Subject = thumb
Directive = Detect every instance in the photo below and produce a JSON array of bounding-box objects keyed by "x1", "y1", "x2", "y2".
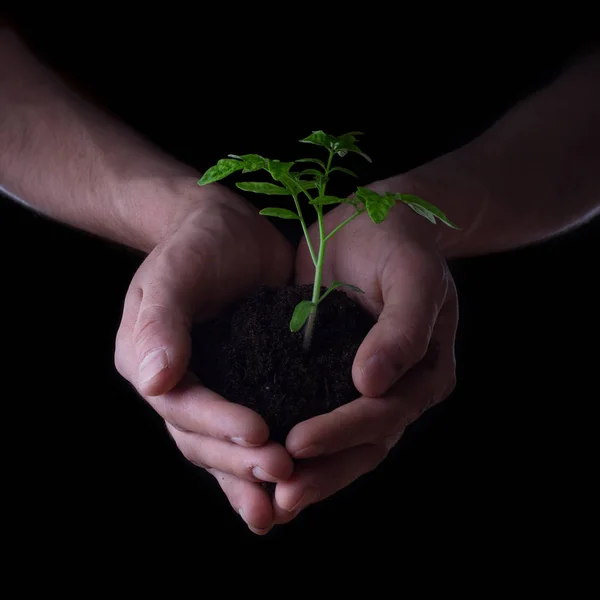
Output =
[
  {"x1": 352, "y1": 263, "x2": 445, "y2": 398},
  {"x1": 118, "y1": 238, "x2": 209, "y2": 397},
  {"x1": 133, "y1": 286, "x2": 193, "y2": 397}
]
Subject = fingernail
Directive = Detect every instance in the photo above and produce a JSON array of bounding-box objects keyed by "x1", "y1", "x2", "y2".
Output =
[
  {"x1": 139, "y1": 348, "x2": 168, "y2": 384},
  {"x1": 292, "y1": 444, "x2": 325, "y2": 459},
  {"x1": 363, "y1": 352, "x2": 402, "y2": 392},
  {"x1": 231, "y1": 437, "x2": 261, "y2": 448},
  {"x1": 285, "y1": 485, "x2": 320, "y2": 513},
  {"x1": 252, "y1": 466, "x2": 279, "y2": 483},
  {"x1": 238, "y1": 508, "x2": 270, "y2": 535}
]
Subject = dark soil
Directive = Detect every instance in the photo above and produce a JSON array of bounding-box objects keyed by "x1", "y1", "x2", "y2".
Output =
[{"x1": 190, "y1": 285, "x2": 376, "y2": 444}]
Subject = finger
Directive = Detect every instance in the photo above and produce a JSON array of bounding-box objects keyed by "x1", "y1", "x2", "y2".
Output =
[
  {"x1": 167, "y1": 423, "x2": 294, "y2": 483},
  {"x1": 273, "y1": 444, "x2": 388, "y2": 524},
  {"x1": 115, "y1": 273, "x2": 192, "y2": 398},
  {"x1": 209, "y1": 468, "x2": 274, "y2": 535},
  {"x1": 116, "y1": 215, "x2": 234, "y2": 397},
  {"x1": 286, "y1": 291, "x2": 458, "y2": 459},
  {"x1": 117, "y1": 296, "x2": 271, "y2": 447},
  {"x1": 117, "y1": 329, "x2": 271, "y2": 445},
  {"x1": 353, "y1": 254, "x2": 449, "y2": 397},
  {"x1": 147, "y1": 376, "x2": 270, "y2": 446}
]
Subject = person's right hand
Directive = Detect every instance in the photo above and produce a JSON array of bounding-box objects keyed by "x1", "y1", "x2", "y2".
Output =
[{"x1": 114, "y1": 182, "x2": 295, "y2": 535}]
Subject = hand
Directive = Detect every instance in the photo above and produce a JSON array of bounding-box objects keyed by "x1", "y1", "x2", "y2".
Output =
[
  {"x1": 114, "y1": 182, "x2": 295, "y2": 535},
  {"x1": 273, "y1": 175, "x2": 458, "y2": 523}
]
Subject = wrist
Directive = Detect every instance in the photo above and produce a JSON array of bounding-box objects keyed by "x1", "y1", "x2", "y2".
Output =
[
  {"x1": 117, "y1": 172, "x2": 209, "y2": 253},
  {"x1": 365, "y1": 164, "x2": 485, "y2": 257},
  {"x1": 395, "y1": 148, "x2": 494, "y2": 259}
]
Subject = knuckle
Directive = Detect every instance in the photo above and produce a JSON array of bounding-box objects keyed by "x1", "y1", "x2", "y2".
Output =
[
  {"x1": 160, "y1": 396, "x2": 181, "y2": 428},
  {"x1": 390, "y1": 327, "x2": 429, "y2": 365},
  {"x1": 133, "y1": 305, "x2": 168, "y2": 348}
]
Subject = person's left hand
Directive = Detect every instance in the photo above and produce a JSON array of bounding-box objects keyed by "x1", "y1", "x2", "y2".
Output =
[{"x1": 272, "y1": 175, "x2": 459, "y2": 523}]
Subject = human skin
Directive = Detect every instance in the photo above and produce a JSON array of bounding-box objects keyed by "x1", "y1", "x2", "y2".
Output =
[{"x1": 2, "y1": 26, "x2": 598, "y2": 533}]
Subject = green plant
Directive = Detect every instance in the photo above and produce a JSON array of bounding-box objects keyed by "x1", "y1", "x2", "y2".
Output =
[{"x1": 198, "y1": 131, "x2": 457, "y2": 348}]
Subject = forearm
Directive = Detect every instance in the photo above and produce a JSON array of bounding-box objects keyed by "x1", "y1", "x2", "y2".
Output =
[
  {"x1": 0, "y1": 27, "x2": 199, "y2": 252},
  {"x1": 408, "y1": 46, "x2": 600, "y2": 259}
]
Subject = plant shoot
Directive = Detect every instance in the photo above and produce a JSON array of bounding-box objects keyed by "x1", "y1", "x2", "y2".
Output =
[{"x1": 198, "y1": 131, "x2": 458, "y2": 349}]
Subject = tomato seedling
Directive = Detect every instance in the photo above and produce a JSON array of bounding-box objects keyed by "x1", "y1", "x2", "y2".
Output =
[{"x1": 198, "y1": 131, "x2": 457, "y2": 348}]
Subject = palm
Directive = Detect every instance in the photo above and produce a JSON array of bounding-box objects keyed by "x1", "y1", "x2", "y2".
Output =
[
  {"x1": 177, "y1": 187, "x2": 294, "y2": 323},
  {"x1": 295, "y1": 203, "x2": 433, "y2": 316}
]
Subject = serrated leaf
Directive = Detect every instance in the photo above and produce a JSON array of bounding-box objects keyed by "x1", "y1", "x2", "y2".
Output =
[
  {"x1": 406, "y1": 202, "x2": 437, "y2": 224},
  {"x1": 333, "y1": 133, "x2": 372, "y2": 163},
  {"x1": 259, "y1": 208, "x2": 300, "y2": 220},
  {"x1": 299, "y1": 130, "x2": 336, "y2": 149},
  {"x1": 356, "y1": 187, "x2": 396, "y2": 224},
  {"x1": 343, "y1": 143, "x2": 371, "y2": 162},
  {"x1": 296, "y1": 158, "x2": 326, "y2": 169},
  {"x1": 399, "y1": 194, "x2": 459, "y2": 229},
  {"x1": 227, "y1": 153, "x2": 266, "y2": 173},
  {"x1": 354, "y1": 187, "x2": 381, "y2": 203},
  {"x1": 267, "y1": 159, "x2": 295, "y2": 181},
  {"x1": 236, "y1": 182, "x2": 289, "y2": 195},
  {"x1": 309, "y1": 195, "x2": 344, "y2": 206},
  {"x1": 198, "y1": 159, "x2": 245, "y2": 185},
  {"x1": 330, "y1": 166, "x2": 358, "y2": 178},
  {"x1": 290, "y1": 301, "x2": 316, "y2": 332}
]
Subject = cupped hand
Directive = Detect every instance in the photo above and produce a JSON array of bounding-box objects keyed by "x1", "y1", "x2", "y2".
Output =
[
  {"x1": 273, "y1": 175, "x2": 459, "y2": 523},
  {"x1": 114, "y1": 182, "x2": 295, "y2": 535}
]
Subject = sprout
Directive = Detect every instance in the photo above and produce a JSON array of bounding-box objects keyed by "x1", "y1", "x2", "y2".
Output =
[{"x1": 198, "y1": 131, "x2": 458, "y2": 349}]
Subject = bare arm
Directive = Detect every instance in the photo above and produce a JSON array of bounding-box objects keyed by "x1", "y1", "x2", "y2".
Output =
[
  {"x1": 0, "y1": 26, "x2": 200, "y2": 252},
  {"x1": 404, "y1": 46, "x2": 600, "y2": 258}
]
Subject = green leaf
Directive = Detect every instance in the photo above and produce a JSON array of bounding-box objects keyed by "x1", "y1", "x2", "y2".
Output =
[
  {"x1": 236, "y1": 182, "x2": 289, "y2": 195},
  {"x1": 309, "y1": 195, "x2": 344, "y2": 206},
  {"x1": 267, "y1": 159, "x2": 295, "y2": 181},
  {"x1": 298, "y1": 180, "x2": 319, "y2": 191},
  {"x1": 198, "y1": 159, "x2": 244, "y2": 185},
  {"x1": 299, "y1": 130, "x2": 336, "y2": 149},
  {"x1": 296, "y1": 168, "x2": 322, "y2": 178},
  {"x1": 330, "y1": 166, "x2": 358, "y2": 178},
  {"x1": 355, "y1": 187, "x2": 396, "y2": 224},
  {"x1": 319, "y1": 280, "x2": 365, "y2": 303},
  {"x1": 259, "y1": 208, "x2": 300, "y2": 220},
  {"x1": 284, "y1": 174, "x2": 319, "y2": 194},
  {"x1": 398, "y1": 195, "x2": 459, "y2": 229},
  {"x1": 296, "y1": 158, "x2": 326, "y2": 170},
  {"x1": 333, "y1": 133, "x2": 371, "y2": 162},
  {"x1": 290, "y1": 301, "x2": 316, "y2": 332},
  {"x1": 331, "y1": 280, "x2": 364, "y2": 294},
  {"x1": 406, "y1": 202, "x2": 436, "y2": 224},
  {"x1": 228, "y1": 153, "x2": 266, "y2": 173}
]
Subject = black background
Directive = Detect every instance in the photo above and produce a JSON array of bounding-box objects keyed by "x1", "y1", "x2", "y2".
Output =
[{"x1": 1, "y1": 9, "x2": 598, "y2": 553}]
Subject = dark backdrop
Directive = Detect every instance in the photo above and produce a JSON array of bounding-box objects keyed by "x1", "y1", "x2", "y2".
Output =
[{"x1": 1, "y1": 9, "x2": 598, "y2": 553}]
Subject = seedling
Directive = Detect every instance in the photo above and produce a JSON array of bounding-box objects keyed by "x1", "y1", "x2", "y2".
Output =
[{"x1": 198, "y1": 131, "x2": 457, "y2": 349}]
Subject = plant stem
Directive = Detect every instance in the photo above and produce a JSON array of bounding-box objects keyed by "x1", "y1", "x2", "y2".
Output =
[
  {"x1": 303, "y1": 204, "x2": 326, "y2": 351},
  {"x1": 325, "y1": 151, "x2": 334, "y2": 175},
  {"x1": 290, "y1": 189, "x2": 317, "y2": 267},
  {"x1": 303, "y1": 150, "x2": 335, "y2": 350},
  {"x1": 324, "y1": 208, "x2": 364, "y2": 242}
]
